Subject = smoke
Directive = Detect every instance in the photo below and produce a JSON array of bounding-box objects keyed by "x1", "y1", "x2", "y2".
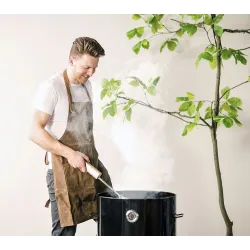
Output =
[{"x1": 110, "y1": 57, "x2": 175, "y2": 192}]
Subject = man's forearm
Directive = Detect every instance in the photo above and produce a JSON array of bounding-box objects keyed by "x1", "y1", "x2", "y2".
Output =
[{"x1": 29, "y1": 126, "x2": 73, "y2": 159}]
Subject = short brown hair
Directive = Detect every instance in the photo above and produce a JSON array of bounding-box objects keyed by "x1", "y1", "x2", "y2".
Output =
[{"x1": 69, "y1": 37, "x2": 105, "y2": 58}]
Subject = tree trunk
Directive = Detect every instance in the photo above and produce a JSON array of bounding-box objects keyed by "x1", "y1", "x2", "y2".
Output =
[
  {"x1": 210, "y1": 127, "x2": 233, "y2": 235},
  {"x1": 210, "y1": 14, "x2": 234, "y2": 236}
]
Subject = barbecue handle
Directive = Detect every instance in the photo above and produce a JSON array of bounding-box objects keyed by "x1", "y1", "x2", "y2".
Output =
[
  {"x1": 85, "y1": 162, "x2": 102, "y2": 179},
  {"x1": 174, "y1": 213, "x2": 184, "y2": 218}
]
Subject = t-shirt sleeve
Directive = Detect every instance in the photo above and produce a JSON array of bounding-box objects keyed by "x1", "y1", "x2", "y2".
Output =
[{"x1": 32, "y1": 81, "x2": 58, "y2": 115}]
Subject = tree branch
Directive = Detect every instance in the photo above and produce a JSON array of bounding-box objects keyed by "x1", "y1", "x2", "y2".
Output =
[
  {"x1": 170, "y1": 18, "x2": 204, "y2": 27},
  {"x1": 203, "y1": 25, "x2": 213, "y2": 45},
  {"x1": 237, "y1": 46, "x2": 250, "y2": 51},
  {"x1": 202, "y1": 15, "x2": 214, "y2": 45},
  {"x1": 140, "y1": 15, "x2": 177, "y2": 35},
  {"x1": 117, "y1": 95, "x2": 208, "y2": 127},
  {"x1": 219, "y1": 80, "x2": 249, "y2": 100},
  {"x1": 223, "y1": 28, "x2": 250, "y2": 35}
]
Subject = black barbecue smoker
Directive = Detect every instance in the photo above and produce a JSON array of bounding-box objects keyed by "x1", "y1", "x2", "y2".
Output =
[{"x1": 97, "y1": 190, "x2": 183, "y2": 236}]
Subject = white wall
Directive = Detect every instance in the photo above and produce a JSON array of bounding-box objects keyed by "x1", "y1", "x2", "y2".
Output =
[{"x1": 0, "y1": 14, "x2": 249, "y2": 236}]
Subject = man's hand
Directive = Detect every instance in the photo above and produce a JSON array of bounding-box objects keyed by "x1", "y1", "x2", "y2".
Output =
[{"x1": 67, "y1": 151, "x2": 90, "y2": 172}]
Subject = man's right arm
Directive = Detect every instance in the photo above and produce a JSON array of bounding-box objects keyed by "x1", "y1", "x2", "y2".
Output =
[
  {"x1": 28, "y1": 110, "x2": 89, "y2": 172},
  {"x1": 28, "y1": 110, "x2": 73, "y2": 159}
]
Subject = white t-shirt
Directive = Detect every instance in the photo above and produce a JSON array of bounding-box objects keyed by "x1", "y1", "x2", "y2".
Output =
[{"x1": 32, "y1": 70, "x2": 92, "y2": 166}]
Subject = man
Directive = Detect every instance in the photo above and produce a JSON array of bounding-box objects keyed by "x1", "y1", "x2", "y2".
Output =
[{"x1": 29, "y1": 37, "x2": 112, "y2": 236}]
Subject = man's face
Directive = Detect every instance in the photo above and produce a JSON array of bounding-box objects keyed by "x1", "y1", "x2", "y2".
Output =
[{"x1": 70, "y1": 54, "x2": 99, "y2": 84}]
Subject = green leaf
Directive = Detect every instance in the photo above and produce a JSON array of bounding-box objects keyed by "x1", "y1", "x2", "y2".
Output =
[
  {"x1": 182, "y1": 125, "x2": 188, "y2": 136},
  {"x1": 201, "y1": 52, "x2": 213, "y2": 61},
  {"x1": 132, "y1": 14, "x2": 141, "y2": 20},
  {"x1": 106, "y1": 90, "x2": 112, "y2": 97},
  {"x1": 147, "y1": 16, "x2": 155, "y2": 24},
  {"x1": 186, "y1": 92, "x2": 195, "y2": 100},
  {"x1": 206, "y1": 106, "x2": 212, "y2": 113},
  {"x1": 147, "y1": 85, "x2": 156, "y2": 96},
  {"x1": 221, "y1": 86, "x2": 230, "y2": 99},
  {"x1": 222, "y1": 117, "x2": 233, "y2": 128},
  {"x1": 248, "y1": 76, "x2": 250, "y2": 82},
  {"x1": 111, "y1": 100, "x2": 117, "y2": 114},
  {"x1": 160, "y1": 40, "x2": 168, "y2": 53},
  {"x1": 236, "y1": 106, "x2": 243, "y2": 111},
  {"x1": 214, "y1": 25, "x2": 223, "y2": 37},
  {"x1": 118, "y1": 91, "x2": 125, "y2": 96},
  {"x1": 111, "y1": 79, "x2": 121, "y2": 91},
  {"x1": 221, "y1": 49, "x2": 232, "y2": 60},
  {"x1": 187, "y1": 14, "x2": 203, "y2": 21},
  {"x1": 170, "y1": 38, "x2": 179, "y2": 43},
  {"x1": 129, "y1": 80, "x2": 139, "y2": 87},
  {"x1": 125, "y1": 108, "x2": 132, "y2": 121},
  {"x1": 123, "y1": 99, "x2": 135, "y2": 111},
  {"x1": 126, "y1": 29, "x2": 137, "y2": 39},
  {"x1": 128, "y1": 99, "x2": 135, "y2": 105},
  {"x1": 136, "y1": 27, "x2": 145, "y2": 38},
  {"x1": 179, "y1": 102, "x2": 192, "y2": 112},
  {"x1": 228, "y1": 105, "x2": 238, "y2": 118},
  {"x1": 220, "y1": 102, "x2": 230, "y2": 112},
  {"x1": 217, "y1": 119, "x2": 222, "y2": 127},
  {"x1": 101, "y1": 89, "x2": 108, "y2": 100},
  {"x1": 102, "y1": 78, "x2": 110, "y2": 89},
  {"x1": 123, "y1": 104, "x2": 129, "y2": 111},
  {"x1": 196, "y1": 101, "x2": 204, "y2": 111},
  {"x1": 129, "y1": 76, "x2": 147, "y2": 89},
  {"x1": 155, "y1": 14, "x2": 164, "y2": 21},
  {"x1": 228, "y1": 97, "x2": 242, "y2": 107},
  {"x1": 233, "y1": 54, "x2": 238, "y2": 64},
  {"x1": 151, "y1": 21, "x2": 158, "y2": 34},
  {"x1": 209, "y1": 56, "x2": 217, "y2": 69},
  {"x1": 152, "y1": 76, "x2": 160, "y2": 86},
  {"x1": 187, "y1": 123, "x2": 196, "y2": 132},
  {"x1": 194, "y1": 112, "x2": 200, "y2": 124},
  {"x1": 232, "y1": 117, "x2": 242, "y2": 127},
  {"x1": 141, "y1": 39, "x2": 150, "y2": 49},
  {"x1": 103, "y1": 107, "x2": 113, "y2": 119},
  {"x1": 101, "y1": 103, "x2": 110, "y2": 110},
  {"x1": 212, "y1": 14, "x2": 224, "y2": 24},
  {"x1": 213, "y1": 116, "x2": 225, "y2": 122},
  {"x1": 187, "y1": 103, "x2": 196, "y2": 116},
  {"x1": 176, "y1": 29, "x2": 185, "y2": 37},
  {"x1": 206, "y1": 45, "x2": 217, "y2": 54},
  {"x1": 114, "y1": 80, "x2": 121, "y2": 86},
  {"x1": 183, "y1": 24, "x2": 197, "y2": 36},
  {"x1": 235, "y1": 54, "x2": 247, "y2": 65},
  {"x1": 204, "y1": 15, "x2": 212, "y2": 25},
  {"x1": 167, "y1": 41, "x2": 177, "y2": 51},
  {"x1": 176, "y1": 97, "x2": 189, "y2": 102},
  {"x1": 132, "y1": 42, "x2": 141, "y2": 54},
  {"x1": 195, "y1": 52, "x2": 213, "y2": 67},
  {"x1": 197, "y1": 23, "x2": 203, "y2": 28},
  {"x1": 204, "y1": 112, "x2": 212, "y2": 120}
]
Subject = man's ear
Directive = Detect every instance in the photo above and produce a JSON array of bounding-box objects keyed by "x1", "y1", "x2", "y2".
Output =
[{"x1": 69, "y1": 56, "x2": 74, "y2": 66}]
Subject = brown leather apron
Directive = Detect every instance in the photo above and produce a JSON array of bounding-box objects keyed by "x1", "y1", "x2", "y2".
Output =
[{"x1": 45, "y1": 69, "x2": 112, "y2": 227}]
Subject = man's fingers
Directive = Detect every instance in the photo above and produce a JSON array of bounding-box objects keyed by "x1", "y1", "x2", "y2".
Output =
[{"x1": 80, "y1": 152, "x2": 90, "y2": 162}]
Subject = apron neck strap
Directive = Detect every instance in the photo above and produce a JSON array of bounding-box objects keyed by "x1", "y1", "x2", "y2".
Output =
[
  {"x1": 63, "y1": 69, "x2": 73, "y2": 113},
  {"x1": 82, "y1": 84, "x2": 91, "y2": 101},
  {"x1": 63, "y1": 69, "x2": 92, "y2": 113}
]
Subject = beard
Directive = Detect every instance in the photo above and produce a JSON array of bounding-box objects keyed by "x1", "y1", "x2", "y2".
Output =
[{"x1": 71, "y1": 68, "x2": 88, "y2": 84}]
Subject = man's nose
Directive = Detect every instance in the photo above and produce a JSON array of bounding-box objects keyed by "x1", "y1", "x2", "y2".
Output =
[{"x1": 87, "y1": 69, "x2": 94, "y2": 77}]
